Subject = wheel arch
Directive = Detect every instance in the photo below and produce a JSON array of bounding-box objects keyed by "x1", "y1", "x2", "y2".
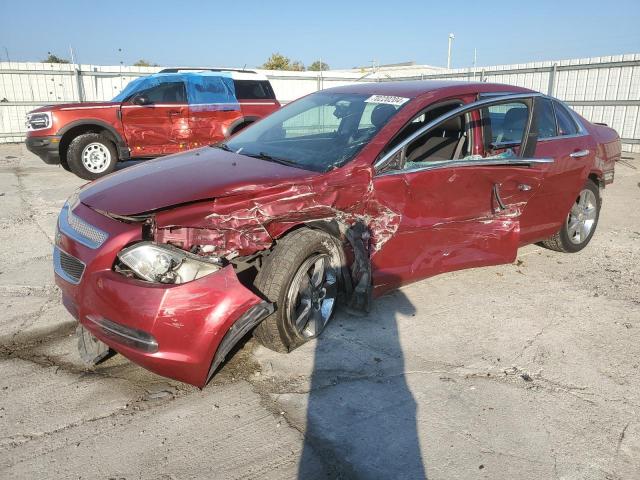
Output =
[
  {"x1": 588, "y1": 171, "x2": 603, "y2": 189},
  {"x1": 57, "y1": 120, "x2": 128, "y2": 163},
  {"x1": 226, "y1": 116, "x2": 260, "y2": 137},
  {"x1": 269, "y1": 219, "x2": 354, "y2": 297}
]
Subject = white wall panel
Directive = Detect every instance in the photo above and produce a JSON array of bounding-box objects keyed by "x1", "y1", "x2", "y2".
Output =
[{"x1": 2, "y1": 57, "x2": 639, "y2": 151}]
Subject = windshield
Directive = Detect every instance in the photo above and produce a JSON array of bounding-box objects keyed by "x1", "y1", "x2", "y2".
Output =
[{"x1": 223, "y1": 92, "x2": 407, "y2": 172}]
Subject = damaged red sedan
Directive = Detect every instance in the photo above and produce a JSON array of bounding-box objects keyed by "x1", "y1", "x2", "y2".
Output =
[{"x1": 54, "y1": 81, "x2": 620, "y2": 387}]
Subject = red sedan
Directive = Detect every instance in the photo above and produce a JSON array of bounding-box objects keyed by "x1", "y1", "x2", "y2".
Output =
[{"x1": 54, "y1": 81, "x2": 620, "y2": 387}]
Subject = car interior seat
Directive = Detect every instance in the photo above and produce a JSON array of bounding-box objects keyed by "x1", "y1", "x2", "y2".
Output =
[
  {"x1": 496, "y1": 107, "x2": 527, "y2": 144},
  {"x1": 406, "y1": 115, "x2": 465, "y2": 162}
]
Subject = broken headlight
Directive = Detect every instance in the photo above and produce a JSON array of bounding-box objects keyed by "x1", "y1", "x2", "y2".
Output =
[{"x1": 117, "y1": 242, "x2": 223, "y2": 284}]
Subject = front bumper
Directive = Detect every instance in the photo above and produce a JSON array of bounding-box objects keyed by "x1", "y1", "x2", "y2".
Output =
[
  {"x1": 54, "y1": 202, "x2": 267, "y2": 388},
  {"x1": 26, "y1": 135, "x2": 62, "y2": 164}
]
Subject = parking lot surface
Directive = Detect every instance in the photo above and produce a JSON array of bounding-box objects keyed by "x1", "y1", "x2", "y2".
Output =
[{"x1": 0, "y1": 144, "x2": 639, "y2": 479}]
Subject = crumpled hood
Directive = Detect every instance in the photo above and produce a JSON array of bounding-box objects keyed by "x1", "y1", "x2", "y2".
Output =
[
  {"x1": 79, "y1": 147, "x2": 317, "y2": 216},
  {"x1": 30, "y1": 101, "x2": 119, "y2": 113}
]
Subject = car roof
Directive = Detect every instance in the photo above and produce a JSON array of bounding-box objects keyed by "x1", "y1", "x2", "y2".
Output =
[
  {"x1": 324, "y1": 80, "x2": 534, "y2": 98},
  {"x1": 158, "y1": 68, "x2": 269, "y2": 82}
]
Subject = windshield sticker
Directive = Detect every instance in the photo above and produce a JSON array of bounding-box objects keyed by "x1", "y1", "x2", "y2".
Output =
[{"x1": 364, "y1": 95, "x2": 410, "y2": 106}]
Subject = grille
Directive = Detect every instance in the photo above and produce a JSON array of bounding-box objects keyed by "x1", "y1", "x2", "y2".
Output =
[
  {"x1": 66, "y1": 207, "x2": 108, "y2": 247},
  {"x1": 55, "y1": 248, "x2": 85, "y2": 283}
]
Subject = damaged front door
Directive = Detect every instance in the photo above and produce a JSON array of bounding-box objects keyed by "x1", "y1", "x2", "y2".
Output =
[
  {"x1": 121, "y1": 80, "x2": 190, "y2": 157},
  {"x1": 370, "y1": 94, "x2": 549, "y2": 291}
]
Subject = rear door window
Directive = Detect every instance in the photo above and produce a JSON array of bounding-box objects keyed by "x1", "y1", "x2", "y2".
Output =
[
  {"x1": 536, "y1": 97, "x2": 557, "y2": 139},
  {"x1": 188, "y1": 75, "x2": 237, "y2": 107},
  {"x1": 554, "y1": 101, "x2": 579, "y2": 136}
]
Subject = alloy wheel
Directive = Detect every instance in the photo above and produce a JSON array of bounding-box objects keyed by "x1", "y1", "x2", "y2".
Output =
[
  {"x1": 567, "y1": 188, "x2": 598, "y2": 244},
  {"x1": 286, "y1": 254, "x2": 337, "y2": 339}
]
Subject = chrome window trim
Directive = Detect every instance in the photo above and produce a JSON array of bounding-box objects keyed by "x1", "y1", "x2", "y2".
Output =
[
  {"x1": 537, "y1": 132, "x2": 588, "y2": 142},
  {"x1": 376, "y1": 157, "x2": 554, "y2": 177},
  {"x1": 58, "y1": 204, "x2": 108, "y2": 249},
  {"x1": 53, "y1": 245, "x2": 85, "y2": 285},
  {"x1": 373, "y1": 92, "x2": 544, "y2": 173}
]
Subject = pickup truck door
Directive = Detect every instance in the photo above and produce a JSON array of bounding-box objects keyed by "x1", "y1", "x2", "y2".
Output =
[
  {"x1": 370, "y1": 94, "x2": 550, "y2": 293},
  {"x1": 121, "y1": 80, "x2": 190, "y2": 157}
]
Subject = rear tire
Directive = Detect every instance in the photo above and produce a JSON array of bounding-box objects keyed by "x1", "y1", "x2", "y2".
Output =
[
  {"x1": 540, "y1": 180, "x2": 600, "y2": 253},
  {"x1": 67, "y1": 133, "x2": 118, "y2": 180},
  {"x1": 253, "y1": 228, "x2": 340, "y2": 353}
]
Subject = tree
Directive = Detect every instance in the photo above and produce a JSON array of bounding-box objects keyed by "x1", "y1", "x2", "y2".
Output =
[
  {"x1": 261, "y1": 53, "x2": 305, "y2": 71},
  {"x1": 42, "y1": 53, "x2": 70, "y2": 64},
  {"x1": 133, "y1": 59, "x2": 159, "y2": 67},
  {"x1": 308, "y1": 60, "x2": 329, "y2": 71}
]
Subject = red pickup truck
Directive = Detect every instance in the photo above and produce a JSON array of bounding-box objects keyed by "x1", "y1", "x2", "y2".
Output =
[{"x1": 25, "y1": 69, "x2": 280, "y2": 179}]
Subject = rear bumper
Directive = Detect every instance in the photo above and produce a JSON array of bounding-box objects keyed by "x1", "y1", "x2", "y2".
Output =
[{"x1": 26, "y1": 135, "x2": 61, "y2": 164}]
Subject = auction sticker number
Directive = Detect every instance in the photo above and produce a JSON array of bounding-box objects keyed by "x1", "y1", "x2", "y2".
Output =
[{"x1": 364, "y1": 95, "x2": 410, "y2": 106}]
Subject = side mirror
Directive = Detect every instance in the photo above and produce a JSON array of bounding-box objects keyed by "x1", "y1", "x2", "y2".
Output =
[{"x1": 132, "y1": 95, "x2": 151, "y2": 106}]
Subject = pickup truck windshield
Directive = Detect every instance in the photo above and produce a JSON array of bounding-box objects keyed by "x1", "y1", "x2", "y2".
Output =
[{"x1": 223, "y1": 92, "x2": 406, "y2": 172}]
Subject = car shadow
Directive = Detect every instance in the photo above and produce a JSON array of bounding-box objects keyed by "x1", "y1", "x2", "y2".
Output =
[{"x1": 298, "y1": 284, "x2": 428, "y2": 479}]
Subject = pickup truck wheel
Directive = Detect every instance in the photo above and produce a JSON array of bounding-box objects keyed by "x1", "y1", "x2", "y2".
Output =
[
  {"x1": 60, "y1": 158, "x2": 71, "y2": 172},
  {"x1": 540, "y1": 180, "x2": 600, "y2": 253},
  {"x1": 253, "y1": 228, "x2": 339, "y2": 353},
  {"x1": 67, "y1": 133, "x2": 118, "y2": 180}
]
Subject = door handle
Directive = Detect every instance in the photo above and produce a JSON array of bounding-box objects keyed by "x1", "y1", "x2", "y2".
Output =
[
  {"x1": 493, "y1": 183, "x2": 506, "y2": 212},
  {"x1": 168, "y1": 110, "x2": 181, "y2": 116},
  {"x1": 569, "y1": 149, "x2": 590, "y2": 158},
  {"x1": 518, "y1": 183, "x2": 532, "y2": 191}
]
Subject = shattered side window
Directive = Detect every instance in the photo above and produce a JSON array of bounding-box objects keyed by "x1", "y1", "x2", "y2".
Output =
[{"x1": 394, "y1": 100, "x2": 531, "y2": 172}]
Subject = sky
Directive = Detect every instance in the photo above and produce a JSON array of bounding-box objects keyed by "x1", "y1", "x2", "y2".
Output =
[{"x1": 1, "y1": 0, "x2": 639, "y2": 69}]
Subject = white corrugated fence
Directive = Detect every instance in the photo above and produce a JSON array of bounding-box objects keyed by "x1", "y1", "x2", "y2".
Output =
[{"x1": 1, "y1": 54, "x2": 639, "y2": 152}]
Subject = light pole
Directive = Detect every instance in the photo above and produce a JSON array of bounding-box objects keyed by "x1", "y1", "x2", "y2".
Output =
[{"x1": 447, "y1": 33, "x2": 455, "y2": 69}]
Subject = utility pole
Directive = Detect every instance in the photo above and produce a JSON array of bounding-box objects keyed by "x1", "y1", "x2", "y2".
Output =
[
  {"x1": 69, "y1": 44, "x2": 84, "y2": 102},
  {"x1": 473, "y1": 48, "x2": 477, "y2": 80},
  {"x1": 447, "y1": 33, "x2": 455, "y2": 69}
]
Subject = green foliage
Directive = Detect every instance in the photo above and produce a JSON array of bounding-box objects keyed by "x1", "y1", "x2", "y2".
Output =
[
  {"x1": 42, "y1": 53, "x2": 70, "y2": 64},
  {"x1": 262, "y1": 53, "x2": 305, "y2": 71},
  {"x1": 308, "y1": 60, "x2": 329, "y2": 71},
  {"x1": 133, "y1": 59, "x2": 159, "y2": 67}
]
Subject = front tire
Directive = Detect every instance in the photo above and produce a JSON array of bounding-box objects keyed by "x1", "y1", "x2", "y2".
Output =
[
  {"x1": 541, "y1": 180, "x2": 600, "y2": 253},
  {"x1": 67, "y1": 133, "x2": 118, "y2": 180},
  {"x1": 253, "y1": 228, "x2": 339, "y2": 353}
]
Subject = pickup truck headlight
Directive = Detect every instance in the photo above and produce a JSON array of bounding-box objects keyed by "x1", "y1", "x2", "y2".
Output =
[
  {"x1": 117, "y1": 242, "x2": 223, "y2": 284},
  {"x1": 26, "y1": 111, "x2": 52, "y2": 130}
]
